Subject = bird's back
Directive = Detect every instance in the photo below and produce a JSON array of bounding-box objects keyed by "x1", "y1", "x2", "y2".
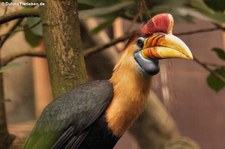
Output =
[{"x1": 24, "y1": 80, "x2": 114, "y2": 149}]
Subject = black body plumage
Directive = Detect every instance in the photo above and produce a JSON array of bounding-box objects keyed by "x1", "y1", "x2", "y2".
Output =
[{"x1": 24, "y1": 80, "x2": 118, "y2": 149}]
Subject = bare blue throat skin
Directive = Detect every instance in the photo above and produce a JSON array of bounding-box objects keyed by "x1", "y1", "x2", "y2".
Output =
[{"x1": 134, "y1": 51, "x2": 160, "y2": 77}]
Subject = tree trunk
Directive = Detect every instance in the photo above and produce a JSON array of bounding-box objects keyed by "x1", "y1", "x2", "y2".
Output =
[
  {"x1": 9, "y1": 0, "x2": 87, "y2": 148},
  {"x1": 40, "y1": 0, "x2": 87, "y2": 97},
  {"x1": 0, "y1": 60, "x2": 15, "y2": 149}
]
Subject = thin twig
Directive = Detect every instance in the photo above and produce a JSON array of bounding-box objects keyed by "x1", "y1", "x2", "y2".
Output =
[
  {"x1": 125, "y1": 0, "x2": 151, "y2": 34},
  {"x1": 140, "y1": 0, "x2": 151, "y2": 17},
  {"x1": 214, "y1": 24, "x2": 225, "y2": 31},
  {"x1": 85, "y1": 25, "x2": 225, "y2": 57},
  {"x1": 0, "y1": 8, "x2": 40, "y2": 25},
  {"x1": 2, "y1": 49, "x2": 46, "y2": 66},
  {"x1": 125, "y1": 11, "x2": 140, "y2": 34},
  {"x1": 3, "y1": 6, "x2": 8, "y2": 16},
  {"x1": 176, "y1": 26, "x2": 223, "y2": 36},
  {"x1": 0, "y1": 20, "x2": 41, "y2": 38},
  {"x1": 84, "y1": 32, "x2": 135, "y2": 57},
  {"x1": 194, "y1": 57, "x2": 225, "y2": 83},
  {"x1": 203, "y1": 62, "x2": 225, "y2": 68},
  {"x1": 125, "y1": 0, "x2": 150, "y2": 33},
  {"x1": 0, "y1": 19, "x2": 23, "y2": 48}
]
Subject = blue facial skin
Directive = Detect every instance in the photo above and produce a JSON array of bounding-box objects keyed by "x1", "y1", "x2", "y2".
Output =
[{"x1": 134, "y1": 51, "x2": 160, "y2": 77}]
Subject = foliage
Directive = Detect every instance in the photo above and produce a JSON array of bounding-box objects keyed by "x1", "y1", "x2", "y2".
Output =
[
  {"x1": 0, "y1": 62, "x2": 26, "y2": 73},
  {"x1": 203, "y1": 0, "x2": 225, "y2": 12},
  {"x1": 186, "y1": 0, "x2": 225, "y2": 24},
  {"x1": 207, "y1": 68, "x2": 225, "y2": 92},
  {"x1": 91, "y1": 17, "x2": 116, "y2": 34},
  {"x1": 26, "y1": 17, "x2": 42, "y2": 36},
  {"x1": 78, "y1": 2, "x2": 94, "y2": 10},
  {"x1": 207, "y1": 48, "x2": 225, "y2": 92},
  {"x1": 78, "y1": 0, "x2": 225, "y2": 92},
  {"x1": 23, "y1": 17, "x2": 42, "y2": 47},
  {"x1": 22, "y1": 0, "x2": 225, "y2": 45},
  {"x1": 77, "y1": 0, "x2": 225, "y2": 24},
  {"x1": 24, "y1": 28, "x2": 42, "y2": 47},
  {"x1": 0, "y1": 0, "x2": 12, "y2": 2},
  {"x1": 212, "y1": 48, "x2": 225, "y2": 61}
]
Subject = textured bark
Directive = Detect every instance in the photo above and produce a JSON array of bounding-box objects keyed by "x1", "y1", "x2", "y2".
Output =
[
  {"x1": 40, "y1": 0, "x2": 87, "y2": 97},
  {"x1": 9, "y1": 0, "x2": 87, "y2": 148},
  {"x1": 0, "y1": 8, "x2": 39, "y2": 25},
  {"x1": 0, "y1": 62, "x2": 15, "y2": 149}
]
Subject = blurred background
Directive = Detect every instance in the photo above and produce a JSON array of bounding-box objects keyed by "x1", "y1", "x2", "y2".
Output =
[{"x1": 0, "y1": 0, "x2": 225, "y2": 149}]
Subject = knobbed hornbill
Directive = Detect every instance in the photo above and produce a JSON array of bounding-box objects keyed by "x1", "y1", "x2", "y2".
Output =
[{"x1": 24, "y1": 13, "x2": 193, "y2": 149}]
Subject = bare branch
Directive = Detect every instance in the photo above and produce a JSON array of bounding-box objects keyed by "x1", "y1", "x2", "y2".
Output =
[
  {"x1": 84, "y1": 32, "x2": 135, "y2": 57},
  {"x1": 0, "y1": 20, "x2": 41, "y2": 38},
  {"x1": 2, "y1": 49, "x2": 46, "y2": 66},
  {"x1": 0, "y1": 19, "x2": 23, "y2": 48},
  {"x1": 194, "y1": 57, "x2": 225, "y2": 83},
  {"x1": 214, "y1": 24, "x2": 225, "y2": 31},
  {"x1": 84, "y1": 25, "x2": 225, "y2": 57},
  {"x1": 176, "y1": 26, "x2": 225, "y2": 36},
  {"x1": 125, "y1": 10, "x2": 140, "y2": 33},
  {"x1": 3, "y1": 6, "x2": 8, "y2": 16},
  {"x1": 0, "y1": 8, "x2": 40, "y2": 25},
  {"x1": 203, "y1": 62, "x2": 225, "y2": 68}
]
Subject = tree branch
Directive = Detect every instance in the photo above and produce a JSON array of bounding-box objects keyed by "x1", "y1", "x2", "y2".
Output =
[
  {"x1": 84, "y1": 25, "x2": 225, "y2": 57},
  {"x1": 0, "y1": 19, "x2": 23, "y2": 48},
  {"x1": 1, "y1": 49, "x2": 46, "y2": 66},
  {"x1": 84, "y1": 32, "x2": 135, "y2": 57},
  {"x1": 194, "y1": 57, "x2": 225, "y2": 83},
  {"x1": 0, "y1": 72, "x2": 15, "y2": 148},
  {"x1": 203, "y1": 62, "x2": 225, "y2": 68},
  {"x1": 176, "y1": 26, "x2": 225, "y2": 36},
  {"x1": 0, "y1": 20, "x2": 41, "y2": 38},
  {"x1": 0, "y1": 8, "x2": 40, "y2": 25},
  {"x1": 3, "y1": 6, "x2": 8, "y2": 16}
]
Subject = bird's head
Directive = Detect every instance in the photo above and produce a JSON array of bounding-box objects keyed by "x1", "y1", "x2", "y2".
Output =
[{"x1": 125, "y1": 13, "x2": 193, "y2": 76}]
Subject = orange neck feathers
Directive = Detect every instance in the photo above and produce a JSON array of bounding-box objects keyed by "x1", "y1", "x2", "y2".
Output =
[{"x1": 106, "y1": 44, "x2": 152, "y2": 137}]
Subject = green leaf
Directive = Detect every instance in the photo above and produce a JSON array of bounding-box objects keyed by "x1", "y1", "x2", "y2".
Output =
[
  {"x1": 26, "y1": 17, "x2": 42, "y2": 36},
  {"x1": 203, "y1": 0, "x2": 225, "y2": 12},
  {"x1": 0, "y1": 0, "x2": 12, "y2": 2},
  {"x1": 185, "y1": 0, "x2": 225, "y2": 24},
  {"x1": 0, "y1": 62, "x2": 26, "y2": 73},
  {"x1": 207, "y1": 68, "x2": 225, "y2": 92},
  {"x1": 91, "y1": 17, "x2": 116, "y2": 34},
  {"x1": 166, "y1": 0, "x2": 188, "y2": 7},
  {"x1": 212, "y1": 48, "x2": 225, "y2": 61},
  {"x1": 78, "y1": 2, "x2": 94, "y2": 10},
  {"x1": 24, "y1": 29, "x2": 42, "y2": 47},
  {"x1": 78, "y1": 0, "x2": 120, "y2": 8},
  {"x1": 79, "y1": 1, "x2": 133, "y2": 19},
  {"x1": 145, "y1": 0, "x2": 167, "y2": 9}
]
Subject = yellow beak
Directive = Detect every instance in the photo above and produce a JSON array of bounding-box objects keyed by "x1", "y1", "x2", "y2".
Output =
[{"x1": 141, "y1": 33, "x2": 193, "y2": 60}]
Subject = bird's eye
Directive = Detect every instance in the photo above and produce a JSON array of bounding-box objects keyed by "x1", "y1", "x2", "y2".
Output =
[{"x1": 136, "y1": 37, "x2": 145, "y2": 48}]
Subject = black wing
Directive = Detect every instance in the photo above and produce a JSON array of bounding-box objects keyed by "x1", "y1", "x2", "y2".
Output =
[{"x1": 23, "y1": 80, "x2": 113, "y2": 149}]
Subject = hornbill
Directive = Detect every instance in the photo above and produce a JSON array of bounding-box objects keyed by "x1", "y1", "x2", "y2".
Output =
[{"x1": 24, "y1": 13, "x2": 193, "y2": 149}]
